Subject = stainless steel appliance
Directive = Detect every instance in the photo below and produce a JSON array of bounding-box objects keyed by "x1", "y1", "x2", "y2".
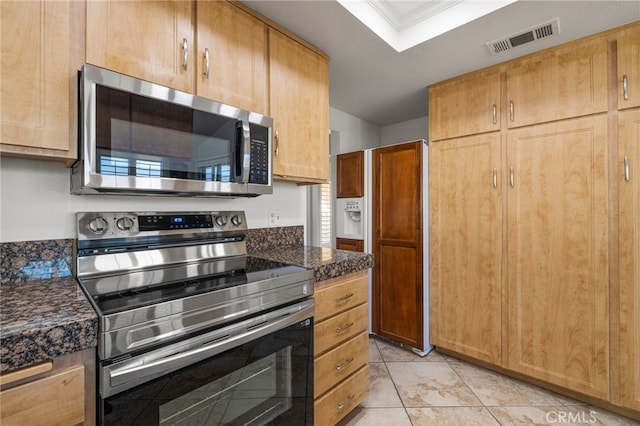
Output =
[
  {"x1": 72, "y1": 64, "x2": 273, "y2": 197},
  {"x1": 76, "y1": 211, "x2": 314, "y2": 425}
]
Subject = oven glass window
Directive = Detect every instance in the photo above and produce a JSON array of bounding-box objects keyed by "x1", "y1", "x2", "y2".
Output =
[{"x1": 101, "y1": 318, "x2": 313, "y2": 426}]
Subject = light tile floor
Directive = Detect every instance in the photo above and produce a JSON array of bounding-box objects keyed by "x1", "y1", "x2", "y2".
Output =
[{"x1": 336, "y1": 337, "x2": 640, "y2": 426}]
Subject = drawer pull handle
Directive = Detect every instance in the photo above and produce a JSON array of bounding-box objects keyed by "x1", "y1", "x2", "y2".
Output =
[
  {"x1": 336, "y1": 357, "x2": 354, "y2": 371},
  {"x1": 335, "y1": 293, "x2": 354, "y2": 303},
  {"x1": 336, "y1": 322, "x2": 354, "y2": 334},
  {"x1": 337, "y1": 395, "x2": 354, "y2": 411}
]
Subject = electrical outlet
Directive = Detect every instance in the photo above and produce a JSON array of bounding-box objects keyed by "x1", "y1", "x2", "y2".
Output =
[{"x1": 268, "y1": 210, "x2": 281, "y2": 227}]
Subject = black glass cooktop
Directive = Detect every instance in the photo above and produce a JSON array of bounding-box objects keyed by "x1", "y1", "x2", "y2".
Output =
[{"x1": 78, "y1": 256, "x2": 309, "y2": 316}]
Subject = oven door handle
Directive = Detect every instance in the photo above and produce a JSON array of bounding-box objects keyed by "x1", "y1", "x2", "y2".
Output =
[{"x1": 103, "y1": 299, "x2": 314, "y2": 398}]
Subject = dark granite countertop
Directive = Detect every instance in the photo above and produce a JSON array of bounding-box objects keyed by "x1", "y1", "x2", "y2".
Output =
[
  {"x1": 0, "y1": 277, "x2": 98, "y2": 374},
  {"x1": 0, "y1": 241, "x2": 372, "y2": 374},
  {"x1": 252, "y1": 246, "x2": 374, "y2": 283}
]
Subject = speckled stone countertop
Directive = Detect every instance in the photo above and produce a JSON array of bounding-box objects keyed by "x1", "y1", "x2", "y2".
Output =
[
  {"x1": 0, "y1": 277, "x2": 98, "y2": 373},
  {"x1": 252, "y1": 246, "x2": 374, "y2": 282}
]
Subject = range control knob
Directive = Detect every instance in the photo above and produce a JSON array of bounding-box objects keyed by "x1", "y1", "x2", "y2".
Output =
[
  {"x1": 215, "y1": 215, "x2": 228, "y2": 227},
  {"x1": 88, "y1": 217, "x2": 109, "y2": 235},
  {"x1": 116, "y1": 216, "x2": 135, "y2": 231},
  {"x1": 231, "y1": 215, "x2": 243, "y2": 227}
]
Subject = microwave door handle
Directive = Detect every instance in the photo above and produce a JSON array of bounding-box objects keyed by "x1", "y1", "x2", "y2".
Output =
[{"x1": 235, "y1": 120, "x2": 251, "y2": 183}]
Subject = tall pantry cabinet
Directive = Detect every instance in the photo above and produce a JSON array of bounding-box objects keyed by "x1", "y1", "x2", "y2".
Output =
[
  {"x1": 618, "y1": 23, "x2": 640, "y2": 411},
  {"x1": 429, "y1": 26, "x2": 632, "y2": 408}
]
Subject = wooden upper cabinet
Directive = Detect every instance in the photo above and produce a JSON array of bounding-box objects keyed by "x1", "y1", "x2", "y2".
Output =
[
  {"x1": 337, "y1": 151, "x2": 364, "y2": 198},
  {"x1": 429, "y1": 132, "x2": 503, "y2": 365},
  {"x1": 195, "y1": 1, "x2": 268, "y2": 114},
  {"x1": 617, "y1": 25, "x2": 640, "y2": 110},
  {"x1": 429, "y1": 70, "x2": 501, "y2": 141},
  {"x1": 86, "y1": 1, "x2": 195, "y2": 93},
  {"x1": 619, "y1": 109, "x2": 640, "y2": 411},
  {"x1": 0, "y1": 0, "x2": 83, "y2": 162},
  {"x1": 506, "y1": 114, "x2": 609, "y2": 399},
  {"x1": 269, "y1": 29, "x2": 330, "y2": 183},
  {"x1": 506, "y1": 37, "x2": 608, "y2": 128}
]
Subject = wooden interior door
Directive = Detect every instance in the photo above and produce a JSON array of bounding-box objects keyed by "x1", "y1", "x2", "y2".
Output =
[
  {"x1": 619, "y1": 109, "x2": 640, "y2": 410},
  {"x1": 506, "y1": 114, "x2": 609, "y2": 399},
  {"x1": 429, "y1": 132, "x2": 503, "y2": 364},
  {"x1": 372, "y1": 141, "x2": 424, "y2": 349}
]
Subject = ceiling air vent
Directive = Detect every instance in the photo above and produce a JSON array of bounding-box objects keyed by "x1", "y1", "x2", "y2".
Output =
[{"x1": 486, "y1": 19, "x2": 560, "y2": 56}]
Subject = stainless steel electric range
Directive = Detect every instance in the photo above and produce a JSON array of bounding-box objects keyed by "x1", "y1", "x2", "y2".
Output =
[{"x1": 75, "y1": 211, "x2": 314, "y2": 426}]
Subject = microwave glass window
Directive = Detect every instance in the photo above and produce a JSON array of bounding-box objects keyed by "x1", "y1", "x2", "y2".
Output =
[{"x1": 95, "y1": 86, "x2": 241, "y2": 183}]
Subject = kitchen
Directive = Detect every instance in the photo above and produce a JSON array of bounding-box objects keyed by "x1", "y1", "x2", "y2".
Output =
[{"x1": 1, "y1": 0, "x2": 639, "y2": 425}]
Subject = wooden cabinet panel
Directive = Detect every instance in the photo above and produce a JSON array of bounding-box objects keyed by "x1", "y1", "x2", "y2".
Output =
[
  {"x1": 429, "y1": 70, "x2": 501, "y2": 141},
  {"x1": 506, "y1": 115, "x2": 609, "y2": 398},
  {"x1": 336, "y1": 238, "x2": 364, "y2": 253},
  {"x1": 269, "y1": 29, "x2": 329, "y2": 183},
  {"x1": 315, "y1": 272, "x2": 368, "y2": 322},
  {"x1": 0, "y1": 0, "x2": 82, "y2": 161},
  {"x1": 619, "y1": 109, "x2": 640, "y2": 410},
  {"x1": 337, "y1": 151, "x2": 364, "y2": 197},
  {"x1": 618, "y1": 26, "x2": 640, "y2": 110},
  {"x1": 86, "y1": 1, "x2": 194, "y2": 93},
  {"x1": 315, "y1": 331, "x2": 369, "y2": 397},
  {"x1": 506, "y1": 37, "x2": 608, "y2": 128},
  {"x1": 429, "y1": 132, "x2": 503, "y2": 365},
  {"x1": 372, "y1": 141, "x2": 424, "y2": 349},
  {"x1": 314, "y1": 365, "x2": 369, "y2": 426},
  {"x1": 1, "y1": 365, "x2": 84, "y2": 426},
  {"x1": 315, "y1": 304, "x2": 368, "y2": 356},
  {"x1": 196, "y1": 1, "x2": 267, "y2": 114}
]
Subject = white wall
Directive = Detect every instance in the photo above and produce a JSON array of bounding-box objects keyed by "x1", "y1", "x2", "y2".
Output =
[
  {"x1": 381, "y1": 116, "x2": 428, "y2": 146},
  {"x1": 0, "y1": 157, "x2": 306, "y2": 242},
  {"x1": 329, "y1": 107, "x2": 381, "y2": 154}
]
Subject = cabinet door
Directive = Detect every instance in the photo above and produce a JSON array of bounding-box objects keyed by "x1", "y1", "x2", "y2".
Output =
[
  {"x1": 619, "y1": 109, "x2": 640, "y2": 410},
  {"x1": 372, "y1": 141, "x2": 424, "y2": 349},
  {"x1": 506, "y1": 38, "x2": 608, "y2": 128},
  {"x1": 618, "y1": 25, "x2": 640, "y2": 110},
  {"x1": 196, "y1": 1, "x2": 267, "y2": 114},
  {"x1": 429, "y1": 133, "x2": 503, "y2": 364},
  {"x1": 506, "y1": 115, "x2": 609, "y2": 399},
  {"x1": 337, "y1": 151, "x2": 364, "y2": 198},
  {"x1": 0, "y1": 0, "x2": 82, "y2": 161},
  {"x1": 86, "y1": 1, "x2": 194, "y2": 93},
  {"x1": 429, "y1": 70, "x2": 501, "y2": 141},
  {"x1": 269, "y1": 29, "x2": 329, "y2": 183}
]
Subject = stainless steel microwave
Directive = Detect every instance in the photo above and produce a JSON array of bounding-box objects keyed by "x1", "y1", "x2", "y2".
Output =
[{"x1": 71, "y1": 64, "x2": 273, "y2": 197}]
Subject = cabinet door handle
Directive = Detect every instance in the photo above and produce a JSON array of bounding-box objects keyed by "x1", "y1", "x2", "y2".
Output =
[
  {"x1": 275, "y1": 131, "x2": 280, "y2": 156},
  {"x1": 492, "y1": 104, "x2": 497, "y2": 124},
  {"x1": 624, "y1": 155, "x2": 630, "y2": 182},
  {"x1": 493, "y1": 168, "x2": 497, "y2": 188},
  {"x1": 337, "y1": 395, "x2": 354, "y2": 411},
  {"x1": 336, "y1": 322, "x2": 354, "y2": 334},
  {"x1": 336, "y1": 357, "x2": 354, "y2": 371},
  {"x1": 510, "y1": 166, "x2": 514, "y2": 187},
  {"x1": 509, "y1": 101, "x2": 514, "y2": 121},
  {"x1": 182, "y1": 38, "x2": 188, "y2": 70},
  {"x1": 623, "y1": 74, "x2": 629, "y2": 101},
  {"x1": 335, "y1": 293, "x2": 354, "y2": 303},
  {"x1": 204, "y1": 48, "x2": 210, "y2": 79}
]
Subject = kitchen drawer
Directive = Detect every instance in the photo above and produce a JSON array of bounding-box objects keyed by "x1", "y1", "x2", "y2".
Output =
[
  {"x1": 0, "y1": 364, "x2": 85, "y2": 426},
  {"x1": 314, "y1": 364, "x2": 369, "y2": 426},
  {"x1": 315, "y1": 303, "x2": 368, "y2": 355},
  {"x1": 315, "y1": 331, "x2": 369, "y2": 397},
  {"x1": 315, "y1": 272, "x2": 368, "y2": 322}
]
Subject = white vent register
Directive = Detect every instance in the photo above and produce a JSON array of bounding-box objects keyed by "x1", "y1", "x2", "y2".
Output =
[{"x1": 486, "y1": 19, "x2": 560, "y2": 55}]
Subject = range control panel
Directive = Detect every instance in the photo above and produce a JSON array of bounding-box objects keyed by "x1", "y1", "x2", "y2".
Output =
[{"x1": 77, "y1": 211, "x2": 247, "y2": 240}]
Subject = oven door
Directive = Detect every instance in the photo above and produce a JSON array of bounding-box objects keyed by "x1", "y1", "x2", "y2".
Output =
[{"x1": 100, "y1": 300, "x2": 313, "y2": 426}]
